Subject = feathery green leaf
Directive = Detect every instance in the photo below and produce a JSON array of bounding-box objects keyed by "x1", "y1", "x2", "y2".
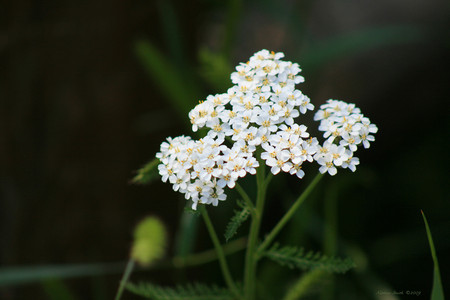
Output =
[
  {"x1": 126, "y1": 282, "x2": 235, "y2": 300},
  {"x1": 264, "y1": 244, "x2": 355, "y2": 274},
  {"x1": 224, "y1": 200, "x2": 251, "y2": 242}
]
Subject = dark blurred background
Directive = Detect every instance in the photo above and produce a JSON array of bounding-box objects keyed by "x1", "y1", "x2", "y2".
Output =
[{"x1": 1, "y1": 0, "x2": 449, "y2": 299}]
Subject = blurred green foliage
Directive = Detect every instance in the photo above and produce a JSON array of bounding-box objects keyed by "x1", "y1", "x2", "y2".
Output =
[{"x1": 0, "y1": 264, "x2": 125, "y2": 287}]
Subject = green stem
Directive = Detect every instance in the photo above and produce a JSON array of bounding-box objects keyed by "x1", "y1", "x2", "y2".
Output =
[
  {"x1": 244, "y1": 165, "x2": 267, "y2": 300},
  {"x1": 264, "y1": 172, "x2": 274, "y2": 187},
  {"x1": 236, "y1": 182, "x2": 256, "y2": 214},
  {"x1": 321, "y1": 182, "x2": 338, "y2": 300},
  {"x1": 323, "y1": 182, "x2": 338, "y2": 256},
  {"x1": 172, "y1": 237, "x2": 247, "y2": 268},
  {"x1": 200, "y1": 206, "x2": 241, "y2": 299},
  {"x1": 114, "y1": 259, "x2": 135, "y2": 300},
  {"x1": 257, "y1": 172, "x2": 324, "y2": 255}
]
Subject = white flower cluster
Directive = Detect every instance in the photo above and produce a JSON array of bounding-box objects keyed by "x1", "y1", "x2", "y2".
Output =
[
  {"x1": 157, "y1": 50, "x2": 315, "y2": 209},
  {"x1": 156, "y1": 135, "x2": 259, "y2": 210},
  {"x1": 313, "y1": 100, "x2": 378, "y2": 175},
  {"x1": 188, "y1": 49, "x2": 314, "y2": 138},
  {"x1": 260, "y1": 124, "x2": 319, "y2": 179},
  {"x1": 156, "y1": 50, "x2": 377, "y2": 208}
]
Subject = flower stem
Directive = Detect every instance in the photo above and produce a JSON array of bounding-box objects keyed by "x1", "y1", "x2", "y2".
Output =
[
  {"x1": 244, "y1": 164, "x2": 267, "y2": 300},
  {"x1": 199, "y1": 205, "x2": 241, "y2": 299},
  {"x1": 172, "y1": 237, "x2": 247, "y2": 268},
  {"x1": 114, "y1": 259, "x2": 135, "y2": 300},
  {"x1": 236, "y1": 182, "x2": 256, "y2": 214},
  {"x1": 257, "y1": 172, "x2": 324, "y2": 255}
]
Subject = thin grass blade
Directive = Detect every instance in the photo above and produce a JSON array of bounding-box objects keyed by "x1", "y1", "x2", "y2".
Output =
[{"x1": 421, "y1": 210, "x2": 445, "y2": 300}]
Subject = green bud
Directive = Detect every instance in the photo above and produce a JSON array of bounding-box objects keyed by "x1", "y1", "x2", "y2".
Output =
[{"x1": 131, "y1": 216, "x2": 167, "y2": 266}]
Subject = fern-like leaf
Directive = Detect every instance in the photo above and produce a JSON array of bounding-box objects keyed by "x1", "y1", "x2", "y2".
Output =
[
  {"x1": 224, "y1": 200, "x2": 251, "y2": 242},
  {"x1": 264, "y1": 244, "x2": 355, "y2": 274},
  {"x1": 132, "y1": 158, "x2": 159, "y2": 185},
  {"x1": 126, "y1": 282, "x2": 235, "y2": 300}
]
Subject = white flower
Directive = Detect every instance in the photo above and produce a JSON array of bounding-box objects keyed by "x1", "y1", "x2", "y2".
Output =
[
  {"x1": 220, "y1": 108, "x2": 239, "y2": 125},
  {"x1": 206, "y1": 118, "x2": 230, "y2": 139},
  {"x1": 217, "y1": 170, "x2": 237, "y2": 189},
  {"x1": 341, "y1": 152, "x2": 360, "y2": 172},
  {"x1": 298, "y1": 95, "x2": 314, "y2": 114},
  {"x1": 359, "y1": 127, "x2": 376, "y2": 149},
  {"x1": 289, "y1": 163, "x2": 305, "y2": 178},
  {"x1": 172, "y1": 172, "x2": 190, "y2": 192},
  {"x1": 339, "y1": 132, "x2": 361, "y2": 152},
  {"x1": 317, "y1": 156, "x2": 338, "y2": 176},
  {"x1": 242, "y1": 126, "x2": 262, "y2": 146},
  {"x1": 244, "y1": 156, "x2": 259, "y2": 174},
  {"x1": 189, "y1": 101, "x2": 214, "y2": 132},
  {"x1": 291, "y1": 140, "x2": 317, "y2": 164},
  {"x1": 232, "y1": 139, "x2": 256, "y2": 156},
  {"x1": 158, "y1": 164, "x2": 173, "y2": 183},
  {"x1": 261, "y1": 143, "x2": 278, "y2": 161},
  {"x1": 254, "y1": 112, "x2": 279, "y2": 133},
  {"x1": 328, "y1": 144, "x2": 349, "y2": 166},
  {"x1": 201, "y1": 185, "x2": 227, "y2": 206},
  {"x1": 265, "y1": 150, "x2": 291, "y2": 175},
  {"x1": 226, "y1": 155, "x2": 248, "y2": 180},
  {"x1": 314, "y1": 139, "x2": 332, "y2": 161},
  {"x1": 188, "y1": 179, "x2": 211, "y2": 207}
]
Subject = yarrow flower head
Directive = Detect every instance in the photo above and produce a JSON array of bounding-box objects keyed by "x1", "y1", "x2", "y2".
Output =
[
  {"x1": 156, "y1": 50, "x2": 377, "y2": 209},
  {"x1": 313, "y1": 99, "x2": 378, "y2": 175}
]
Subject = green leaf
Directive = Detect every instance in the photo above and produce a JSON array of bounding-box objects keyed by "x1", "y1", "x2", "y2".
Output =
[
  {"x1": 132, "y1": 158, "x2": 159, "y2": 185},
  {"x1": 421, "y1": 210, "x2": 445, "y2": 300},
  {"x1": 198, "y1": 47, "x2": 233, "y2": 91},
  {"x1": 126, "y1": 282, "x2": 234, "y2": 300},
  {"x1": 134, "y1": 39, "x2": 200, "y2": 120},
  {"x1": 264, "y1": 244, "x2": 355, "y2": 274},
  {"x1": 224, "y1": 200, "x2": 251, "y2": 242}
]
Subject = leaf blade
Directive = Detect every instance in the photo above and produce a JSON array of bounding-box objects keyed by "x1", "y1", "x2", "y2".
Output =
[
  {"x1": 134, "y1": 39, "x2": 200, "y2": 121},
  {"x1": 421, "y1": 210, "x2": 445, "y2": 300}
]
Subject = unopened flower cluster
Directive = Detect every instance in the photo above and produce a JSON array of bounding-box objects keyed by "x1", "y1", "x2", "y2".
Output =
[{"x1": 156, "y1": 50, "x2": 377, "y2": 208}]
